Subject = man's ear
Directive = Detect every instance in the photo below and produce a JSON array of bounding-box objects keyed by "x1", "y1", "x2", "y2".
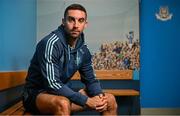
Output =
[{"x1": 84, "y1": 21, "x2": 88, "y2": 28}]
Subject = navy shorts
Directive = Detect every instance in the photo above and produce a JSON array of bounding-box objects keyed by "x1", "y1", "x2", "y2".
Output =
[{"x1": 22, "y1": 88, "x2": 44, "y2": 114}]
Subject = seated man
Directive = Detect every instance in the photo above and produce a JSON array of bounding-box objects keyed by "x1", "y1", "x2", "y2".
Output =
[{"x1": 22, "y1": 3, "x2": 117, "y2": 115}]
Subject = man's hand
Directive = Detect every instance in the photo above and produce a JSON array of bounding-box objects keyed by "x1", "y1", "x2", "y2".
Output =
[
  {"x1": 95, "y1": 93, "x2": 108, "y2": 112},
  {"x1": 85, "y1": 93, "x2": 108, "y2": 112},
  {"x1": 86, "y1": 96, "x2": 101, "y2": 109}
]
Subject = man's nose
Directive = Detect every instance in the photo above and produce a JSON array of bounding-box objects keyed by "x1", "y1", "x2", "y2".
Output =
[{"x1": 73, "y1": 20, "x2": 79, "y2": 28}]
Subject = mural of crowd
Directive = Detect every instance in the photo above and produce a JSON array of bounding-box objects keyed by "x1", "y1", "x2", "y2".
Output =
[{"x1": 92, "y1": 40, "x2": 140, "y2": 70}]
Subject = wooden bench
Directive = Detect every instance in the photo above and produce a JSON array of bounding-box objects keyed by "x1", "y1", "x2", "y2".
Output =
[
  {"x1": 0, "y1": 70, "x2": 139, "y2": 115},
  {"x1": 0, "y1": 71, "x2": 27, "y2": 115},
  {"x1": 71, "y1": 70, "x2": 139, "y2": 96},
  {"x1": 0, "y1": 101, "x2": 29, "y2": 115}
]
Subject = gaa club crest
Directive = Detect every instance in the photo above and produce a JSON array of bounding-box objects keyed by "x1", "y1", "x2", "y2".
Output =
[{"x1": 155, "y1": 6, "x2": 173, "y2": 21}]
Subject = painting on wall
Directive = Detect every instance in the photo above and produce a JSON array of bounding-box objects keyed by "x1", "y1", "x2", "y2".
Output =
[{"x1": 37, "y1": 0, "x2": 140, "y2": 79}]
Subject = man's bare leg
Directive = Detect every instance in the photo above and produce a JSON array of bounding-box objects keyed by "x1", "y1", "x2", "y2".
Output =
[
  {"x1": 102, "y1": 93, "x2": 118, "y2": 115},
  {"x1": 35, "y1": 89, "x2": 117, "y2": 115},
  {"x1": 35, "y1": 89, "x2": 87, "y2": 115},
  {"x1": 36, "y1": 93, "x2": 71, "y2": 115}
]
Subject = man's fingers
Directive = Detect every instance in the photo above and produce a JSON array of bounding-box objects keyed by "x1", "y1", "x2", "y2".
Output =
[
  {"x1": 96, "y1": 99, "x2": 107, "y2": 107},
  {"x1": 96, "y1": 100, "x2": 107, "y2": 109},
  {"x1": 95, "y1": 103, "x2": 107, "y2": 112},
  {"x1": 97, "y1": 107, "x2": 107, "y2": 112}
]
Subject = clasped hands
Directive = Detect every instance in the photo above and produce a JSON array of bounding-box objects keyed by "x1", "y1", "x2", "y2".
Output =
[{"x1": 86, "y1": 93, "x2": 108, "y2": 112}]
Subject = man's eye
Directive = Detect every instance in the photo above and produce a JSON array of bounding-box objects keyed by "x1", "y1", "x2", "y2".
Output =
[
  {"x1": 67, "y1": 17, "x2": 74, "y2": 22},
  {"x1": 79, "y1": 18, "x2": 85, "y2": 23}
]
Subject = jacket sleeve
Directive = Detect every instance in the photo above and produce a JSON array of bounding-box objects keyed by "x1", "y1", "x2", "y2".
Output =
[
  {"x1": 79, "y1": 46, "x2": 103, "y2": 97},
  {"x1": 36, "y1": 37, "x2": 88, "y2": 106}
]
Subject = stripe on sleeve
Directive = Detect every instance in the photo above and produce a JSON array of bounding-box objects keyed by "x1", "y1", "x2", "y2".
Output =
[{"x1": 45, "y1": 34, "x2": 61, "y2": 89}]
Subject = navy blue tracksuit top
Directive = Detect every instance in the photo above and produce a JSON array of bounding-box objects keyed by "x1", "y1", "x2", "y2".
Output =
[{"x1": 24, "y1": 25, "x2": 102, "y2": 106}]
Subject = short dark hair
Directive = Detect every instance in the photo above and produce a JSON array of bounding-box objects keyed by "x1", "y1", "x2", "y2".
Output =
[{"x1": 64, "y1": 4, "x2": 87, "y2": 19}]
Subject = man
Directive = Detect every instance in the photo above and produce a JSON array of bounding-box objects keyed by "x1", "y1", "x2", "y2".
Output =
[{"x1": 22, "y1": 4, "x2": 117, "y2": 115}]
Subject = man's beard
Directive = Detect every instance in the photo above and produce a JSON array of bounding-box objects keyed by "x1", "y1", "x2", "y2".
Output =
[{"x1": 69, "y1": 30, "x2": 81, "y2": 39}]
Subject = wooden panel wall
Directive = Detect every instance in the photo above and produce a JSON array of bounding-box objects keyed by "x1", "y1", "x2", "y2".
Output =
[{"x1": 0, "y1": 71, "x2": 27, "y2": 91}]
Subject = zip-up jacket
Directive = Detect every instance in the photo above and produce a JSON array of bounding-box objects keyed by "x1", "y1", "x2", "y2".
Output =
[{"x1": 24, "y1": 25, "x2": 102, "y2": 106}]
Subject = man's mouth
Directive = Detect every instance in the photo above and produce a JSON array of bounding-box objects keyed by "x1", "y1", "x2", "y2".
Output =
[
  {"x1": 71, "y1": 30, "x2": 80, "y2": 33},
  {"x1": 71, "y1": 31, "x2": 80, "y2": 35}
]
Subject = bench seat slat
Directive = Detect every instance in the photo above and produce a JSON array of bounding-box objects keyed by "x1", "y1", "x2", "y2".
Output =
[
  {"x1": 103, "y1": 89, "x2": 139, "y2": 96},
  {"x1": 12, "y1": 107, "x2": 25, "y2": 115},
  {"x1": 1, "y1": 101, "x2": 23, "y2": 115}
]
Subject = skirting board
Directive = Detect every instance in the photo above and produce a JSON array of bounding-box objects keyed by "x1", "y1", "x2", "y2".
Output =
[{"x1": 141, "y1": 108, "x2": 180, "y2": 115}]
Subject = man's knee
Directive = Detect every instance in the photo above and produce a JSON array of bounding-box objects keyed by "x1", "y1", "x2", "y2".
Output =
[
  {"x1": 106, "y1": 93, "x2": 118, "y2": 110},
  {"x1": 52, "y1": 96, "x2": 71, "y2": 114}
]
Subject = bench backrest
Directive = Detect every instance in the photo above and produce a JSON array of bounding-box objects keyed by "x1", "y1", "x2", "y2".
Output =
[
  {"x1": 71, "y1": 70, "x2": 133, "y2": 80},
  {"x1": 0, "y1": 71, "x2": 27, "y2": 91}
]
